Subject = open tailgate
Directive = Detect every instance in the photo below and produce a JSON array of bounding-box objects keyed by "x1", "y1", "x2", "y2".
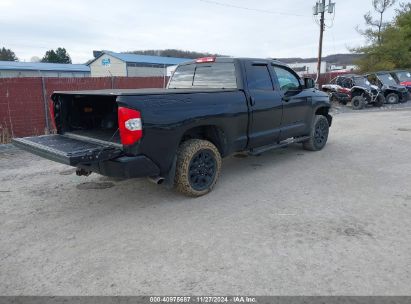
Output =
[{"x1": 12, "y1": 134, "x2": 122, "y2": 166}]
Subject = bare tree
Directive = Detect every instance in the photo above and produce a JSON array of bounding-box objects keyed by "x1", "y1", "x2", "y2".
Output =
[{"x1": 359, "y1": 0, "x2": 396, "y2": 45}]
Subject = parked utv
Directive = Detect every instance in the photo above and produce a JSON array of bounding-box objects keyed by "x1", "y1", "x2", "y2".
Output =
[
  {"x1": 322, "y1": 74, "x2": 385, "y2": 110},
  {"x1": 366, "y1": 72, "x2": 409, "y2": 104},
  {"x1": 389, "y1": 70, "x2": 411, "y2": 94},
  {"x1": 321, "y1": 76, "x2": 351, "y2": 105}
]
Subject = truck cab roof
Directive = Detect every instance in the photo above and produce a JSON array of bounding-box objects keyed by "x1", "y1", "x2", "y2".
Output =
[{"x1": 181, "y1": 57, "x2": 288, "y2": 67}]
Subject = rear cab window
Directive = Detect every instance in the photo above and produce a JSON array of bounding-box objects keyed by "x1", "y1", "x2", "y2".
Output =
[{"x1": 168, "y1": 62, "x2": 237, "y2": 89}]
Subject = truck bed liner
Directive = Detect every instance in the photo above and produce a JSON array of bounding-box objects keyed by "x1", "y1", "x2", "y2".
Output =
[{"x1": 67, "y1": 130, "x2": 121, "y2": 145}]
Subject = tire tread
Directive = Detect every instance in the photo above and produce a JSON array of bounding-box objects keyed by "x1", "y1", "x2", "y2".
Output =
[
  {"x1": 174, "y1": 139, "x2": 222, "y2": 197},
  {"x1": 303, "y1": 115, "x2": 329, "y2": 151}
]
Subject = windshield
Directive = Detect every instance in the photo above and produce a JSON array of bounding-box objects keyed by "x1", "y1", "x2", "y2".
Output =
[
  {"x1": 168, "y1": 62, "x2": 237, "y2": 89},
  {"x1": 353, "y1": 77, "x2": 371, "y2": 87},
  {"x1": 395, "y1": 71, "x2": 411, "y2": 82},
  {"x1": 377, "y1": 73, "x2": 398, "y2": 86}
]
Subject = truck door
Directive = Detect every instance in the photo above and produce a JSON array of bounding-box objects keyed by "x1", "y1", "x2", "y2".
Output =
[
  {"x1": 271, "y1": 65, "x2": 312, "y2": 140},
  {"x1": 245, "y1": 62, "x2": 283, "y2": 148}
]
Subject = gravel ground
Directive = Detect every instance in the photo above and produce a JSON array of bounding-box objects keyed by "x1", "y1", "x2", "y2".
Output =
[{"x1": 0, "y1": 107, "x2": 411, "y2": 296}]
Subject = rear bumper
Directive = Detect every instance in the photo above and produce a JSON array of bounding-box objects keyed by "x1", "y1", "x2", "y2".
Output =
[
  {"x1": 12, "y1": 134, "x2": 160, "y2": 179},
  {"x1": 80, "y1": 155, "x2": 160, "y2": 178}
]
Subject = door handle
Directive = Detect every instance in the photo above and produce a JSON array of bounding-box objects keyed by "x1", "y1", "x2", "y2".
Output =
[
  {"x1": 282, "y1": 96, "x2": 290, "y2": 102},
  {"x1": 249, "y1": 96, "x2": 255, "y2": 106}
]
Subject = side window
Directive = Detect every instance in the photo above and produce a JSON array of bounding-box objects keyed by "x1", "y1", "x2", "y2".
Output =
[
  {"x1": 247, "y1": 65, "x2": 273, "y2": 90},
  {"x1": 367, "y1": 75, "x2": 377, "y2": 86},
  {"x1": 341, "y1": 78, "x2": 352, "y2": 88},
  {"x1": 273, "y1": 66, "x2": 300, "y2": 91}
]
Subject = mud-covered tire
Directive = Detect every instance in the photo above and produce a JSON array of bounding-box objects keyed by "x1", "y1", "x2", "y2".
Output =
[
  {"x1": 351, "y1": 96, "x2": 365, "y2": 110},
  {"x1": 373, "y1": 94, "x2": 385, "y2": 107},
  {"x1": 174, "y1": 139, "x2": 222, "y2": 197},
  {"x1": 385, "y1": 93, "x2": 399, "y2": 104},
  {"x1": 303, "y1": 115, "x2": 329, "y2": 151}
]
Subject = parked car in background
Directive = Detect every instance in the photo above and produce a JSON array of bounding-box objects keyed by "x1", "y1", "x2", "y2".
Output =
[
  {"x1": 389, "y1": 70, "x2": 411, "y2": 94},
  {"x1": 322, "y1": 74, "x2": 385, "y2": 110},
  {"x1": 366, "y1": 72, "x2": 409, "y2": 104}
]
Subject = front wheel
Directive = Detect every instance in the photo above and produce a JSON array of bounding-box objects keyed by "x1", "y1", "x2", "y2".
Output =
[
  {"x1": 373, "y1": 94, "x2": 385, "y2": 107},
  {"x1": 386, "y1": 93, "x2": 399, "y2": 104},
  {"x1": 174, "y1": 139, "x2": 222, "y2": 197},
  {"x1": 303, "y1": 115, "x2": 330, "y2": 151},
  {"x1": 351, "y1": 96, "x2": 365, "y2": 110}
]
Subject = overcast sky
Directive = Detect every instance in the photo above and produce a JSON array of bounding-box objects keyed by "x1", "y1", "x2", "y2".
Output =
[{"x1": 0, "y1": 0, "x2": 401, "y2": 63}]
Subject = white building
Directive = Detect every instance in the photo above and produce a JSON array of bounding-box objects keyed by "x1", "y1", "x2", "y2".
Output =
[
  {"x1": 88, "y1": 51, "x2": 189, "y2": 77},
  {"x1": 329, "y1": 64, "x2": 358, "y2": 72},
  {"x1": 288, "y1": 61, "x2": 329, "y2": 76}
]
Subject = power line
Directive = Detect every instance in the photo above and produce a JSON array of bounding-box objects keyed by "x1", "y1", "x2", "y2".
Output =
[{"x1": 199, "y1": 0, "x2": 305, "y2": 17}]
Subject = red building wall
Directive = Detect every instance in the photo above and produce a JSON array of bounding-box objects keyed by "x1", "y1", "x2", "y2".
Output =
[{"x1": 0, "y1": 77, "x2": 166, "y2": 139}]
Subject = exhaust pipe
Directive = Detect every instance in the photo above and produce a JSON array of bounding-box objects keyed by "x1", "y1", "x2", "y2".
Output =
[{"x1": 148, "y1": 176, "x2": 165, "y2": 185}]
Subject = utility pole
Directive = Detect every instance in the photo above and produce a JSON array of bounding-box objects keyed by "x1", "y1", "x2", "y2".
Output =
[
  {"x1": 313, "y1": 0, "x2": 335, "y2": 84},
  {"x1": 316, "y1": 0, "x2": 326, "y2": 83}
]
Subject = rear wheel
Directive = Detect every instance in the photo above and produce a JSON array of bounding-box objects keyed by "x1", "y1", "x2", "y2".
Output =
[
  {"x1": 174, "y1": 139, "x2": 222, "y2": 197},
  {"x1": 351, "y1": 96, "x2": 365, "y2": 110},
  {"x1": 303, "y1": 115, "x2": 329, "y2": 151},
  {"x1": 386, "y1": 93, "x2": 399, "y2": 104},
  {"x1": 373, "y1": 94, "x2": 385, "y2": 107}
]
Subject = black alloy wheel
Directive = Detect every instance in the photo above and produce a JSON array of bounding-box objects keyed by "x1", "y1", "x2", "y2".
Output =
[
  {"x1": 188, "y1": 150, "x2": 217, "y2": 191},
  {"x1": 175, "y1": 139, "x2": 222, "y2": 197},
  {"x1": 303, "y1": 115, "x2": 329, "y2": 151}
]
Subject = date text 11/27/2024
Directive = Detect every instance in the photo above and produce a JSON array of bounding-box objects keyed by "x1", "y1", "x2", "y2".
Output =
[{"x1": 149, "y1": 296, "x2": 257, "y2": 303}]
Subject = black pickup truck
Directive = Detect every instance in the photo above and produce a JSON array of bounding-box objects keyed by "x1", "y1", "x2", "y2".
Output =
[{"x1": 13, "y1": 57, "x2": 332, "y2": 196}]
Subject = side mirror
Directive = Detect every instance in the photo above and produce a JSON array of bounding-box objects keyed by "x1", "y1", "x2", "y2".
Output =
[{"x1": 304, "y1": 77, "x2": 316, "y2": 89}]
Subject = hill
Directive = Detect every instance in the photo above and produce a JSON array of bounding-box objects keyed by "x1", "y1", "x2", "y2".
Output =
[
  {"x1": 277, "y1": 54, "x2": 363, "y2": 65},
  {"x1": 119, "y1": 49, "x2": 362, "y2": 66},
  {"x1": 123, "y1": 49, "x2": 223, "y2": 59}
]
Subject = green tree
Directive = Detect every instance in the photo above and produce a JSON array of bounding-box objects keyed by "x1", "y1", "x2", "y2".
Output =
[
  {"x1": 353, "y1": 2, "x2": 411, "y2": 72},
  {"x1": 41, "y1": 47, "x2": 72, "y2": 63},
  {"x1": 0, "y1": 47, "x2": 18, "y2": 61}
]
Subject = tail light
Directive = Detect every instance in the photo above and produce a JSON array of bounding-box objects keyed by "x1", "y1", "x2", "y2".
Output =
[{"x1": 118, "y1": 107, "x2": 143, "y2": 145}]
